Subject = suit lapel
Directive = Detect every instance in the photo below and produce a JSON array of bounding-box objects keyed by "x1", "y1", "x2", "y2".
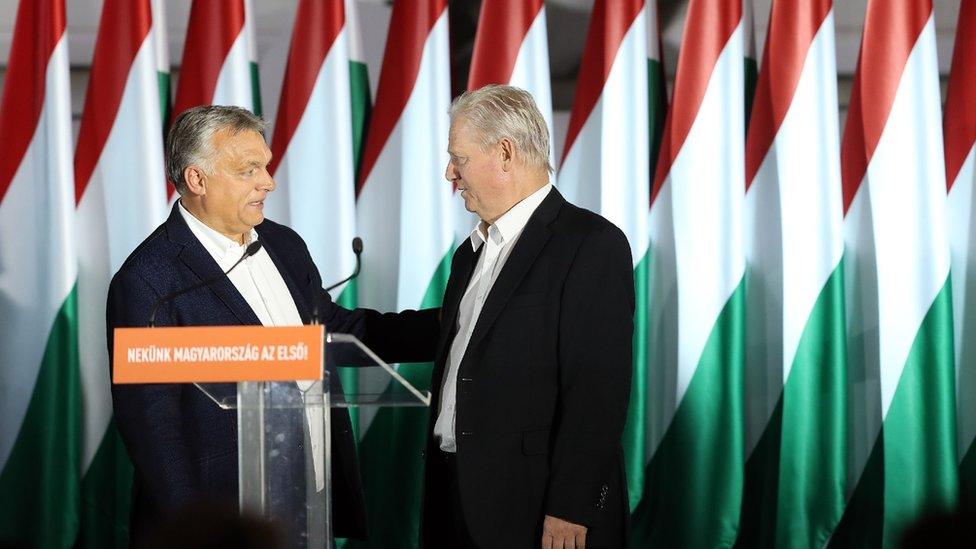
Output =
[
  {"x1": 167, "y1": 203, "x2": 261, "y2": 326},
  {"x1": 436, "y1": 243, "x2": 481, "y2": 363},
  {"x1": 465, "y1": 188, "x2": 563, "y2": 351},
  {"x1": 259, "y1": 231, "x2": 312, "y2": 324}
]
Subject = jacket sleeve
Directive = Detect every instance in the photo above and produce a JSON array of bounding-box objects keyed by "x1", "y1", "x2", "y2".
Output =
[
  {"x1": 545, "y1": 225, "x2": 635, "y2": 526},
  {"x1": 107, "y1": 269, "x2": 200, "y2": 510},
  {"x1": 316, "y1": 287, "x2": 440, "y2": 365},
  {"x1": 287, "y1": 226, "x2": 441, "y2": 365}
]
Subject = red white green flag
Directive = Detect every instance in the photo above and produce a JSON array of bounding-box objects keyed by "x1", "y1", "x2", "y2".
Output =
[
  {"x1": 739, "y1": 1, "x2": 847, "y2": 546},
  {"x1": 632, "y1": 0, "x2": 746, "y2": 546},
  {"x1": 557, "y1": 0, "x2": 650, "y2": 513},
  {"x1": 347, "y1": 1, "x2": 452, "y2": 546},
  {"x1": 832, "y1": 0, "x2": 958, "y2": 544},
  {"x1": 944, "y1": 0, "x2": 976, "y2": 514},
  {"x1": 73, "y1": 1, "x2": 169, "y2": 545},
  {"x1": 0, "y1": 1, "x2": 81, "y2": 546}
]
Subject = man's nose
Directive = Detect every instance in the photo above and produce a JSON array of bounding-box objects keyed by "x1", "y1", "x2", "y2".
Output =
[
  {"x1": 445, "y1": 162, "x2": 457, "y2": 182},
  {"x1": 259, "y1": 171, "x2": 276, "y2": 192}
]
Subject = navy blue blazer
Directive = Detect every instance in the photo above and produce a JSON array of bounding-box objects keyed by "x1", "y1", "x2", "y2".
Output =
[{"x1": 107, "y1": 204, "x2": 438, "y2": 543}]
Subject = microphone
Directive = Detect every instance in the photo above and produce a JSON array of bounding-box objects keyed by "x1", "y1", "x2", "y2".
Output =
[
  {"x1": 147, "y1": 241, "x2": 263, "y2": 327},
  {"x1": 314, "y1": 238, "x2": 364, "y2": 324}
]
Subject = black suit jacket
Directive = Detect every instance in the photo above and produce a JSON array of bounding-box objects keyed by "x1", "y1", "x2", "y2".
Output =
[
  {"x1": 107, "y1": 204, "x2": 438, "y2": 544},
  {"x1": 422, "y1": 188, "x2": 635, "y2": 548}
]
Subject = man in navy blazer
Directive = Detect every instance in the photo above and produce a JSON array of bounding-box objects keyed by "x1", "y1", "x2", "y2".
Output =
[{"x1": 107, "y1": 106, "x2": 438, "y2": 544}]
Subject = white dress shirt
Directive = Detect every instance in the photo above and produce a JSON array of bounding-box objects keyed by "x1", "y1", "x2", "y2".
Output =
[
  {"x1": 434, "y1": 183, "x2": 553, "y2": 452},
  {"x1": 178, "y1": 201, "x2": 303, "y2": 328},
  {"x1": 179, "y1": 202, "x2": 326, "y2": 489}
]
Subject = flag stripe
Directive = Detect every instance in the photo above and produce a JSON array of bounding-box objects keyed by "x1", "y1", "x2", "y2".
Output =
[
  {"x1": 356, "y1": 0, "x2": 446, "y2": 192},
  {"x1": 745, "y1": 0, "x2": 831, "y2": 187},
  {"x1": 560, "y1": 0, "x2": 644, "y2": 167},
  {"x1": 74, "y1": 0, "x2": 152, "y2": 201},
  {"x1": 651, "y1": 0, "x2": 740, "y2": 203},
  {"x1": 0, "y1": 0, "x2": 64, "y2": 202},
  {"x1": 269, "y1": 0, "x2": 344, "y2": 176},
  {"x1": 468, "y1": 0, "x2": 542, "y2": 89},
  {"x1": 170, "y1": 0, "x2": 245, "y2": 123},
  {"x1": 945, "y1": 1, "x2": 976, "y2": 191},
  {"x1": 840, "y1": 1, "x2": 931, "y2": 212}
]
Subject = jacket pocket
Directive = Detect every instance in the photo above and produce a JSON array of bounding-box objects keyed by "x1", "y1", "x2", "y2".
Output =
[{"x1": 521, "y1": 428, "x2": 550, "y2": 456}]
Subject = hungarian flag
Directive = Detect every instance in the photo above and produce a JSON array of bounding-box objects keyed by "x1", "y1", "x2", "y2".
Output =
[
  {"x1": 0, "y1": 1, "x2": 81, "y2": 546},
  {"x1": 270, "y1": 0, "x2": 358, "y2": 304},
  {"x1": 556, "y1": 0, "x2": 650, "y2": 512},
  {"x1": 946, "y1": 0, "x2": 976, "y2": 514},
  {"x1": 832, "y1": 0, "x2": 958, "y2": 545},
  {"x1": 152, "y1": 0, "x2": 172, "y2": 129},
  {"x1": 170, "y1": 0, "x2": 262, "y2": 198},
  {"x1": 345, "y1": 0, "x2": 371, "y2": 195},
  {"x1": 739, "y1": 0, "x2": 847, "y2": 546},
  {"x1": 632, "y1": 0, "x2": 746, "y2": 546},
  {"x1": 348, "y1": 1, "x2": 453, "y2": 546},
  {"x1": 73, "y1": 0, "x2": 170, "y2": 545}
]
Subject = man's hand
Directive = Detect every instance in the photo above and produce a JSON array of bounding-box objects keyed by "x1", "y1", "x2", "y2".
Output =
[{"x1": 542, "y1": 514, "x2": 587, "y2": 549}]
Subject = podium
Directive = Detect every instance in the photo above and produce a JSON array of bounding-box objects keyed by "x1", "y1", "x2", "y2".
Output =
[{"x1": 114, "y1": 327, "x2": 429, "y2": 548}]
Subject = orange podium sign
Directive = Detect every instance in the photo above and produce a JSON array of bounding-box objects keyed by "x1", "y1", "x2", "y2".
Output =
[{"x1": 112, "y1": 325, "x2": 323, "y2": 383}]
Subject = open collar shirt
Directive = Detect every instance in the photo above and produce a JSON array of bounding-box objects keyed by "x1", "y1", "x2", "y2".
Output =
[{"x1": 434, "y1": 183, "x2": 553, "y2": 452}]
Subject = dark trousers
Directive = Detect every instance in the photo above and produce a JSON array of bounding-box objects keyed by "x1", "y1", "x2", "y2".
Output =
[{"x1": 422, "y1": 450, "x2": 479, "y2": 549}]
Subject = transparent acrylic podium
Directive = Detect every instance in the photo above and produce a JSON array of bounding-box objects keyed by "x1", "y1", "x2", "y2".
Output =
[{"x1": 194, "y1": 332, "x2": 430, "y2": 548}]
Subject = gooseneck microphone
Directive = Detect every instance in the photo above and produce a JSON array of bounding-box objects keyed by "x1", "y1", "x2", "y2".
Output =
[
  {"x1": 147, "y1": 240, "x2": 263, "y2": 327},
  {"x1": 313, "y1": 237, "x2": 364, "y2": 325}
]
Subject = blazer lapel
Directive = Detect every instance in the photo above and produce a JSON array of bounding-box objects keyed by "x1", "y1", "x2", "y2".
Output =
[
  {"x1": 465, "y1": 188, "x2": 563, "y2": 351},
  {"x1": 436, "y1": 243, "x2": 481, "y2": 363},
  {"x1": 166, "y1": 203, "x2": 261, "y2": 326},
  {"x1": 259, "y1": 232, "x2": 312, "y2": 324}
]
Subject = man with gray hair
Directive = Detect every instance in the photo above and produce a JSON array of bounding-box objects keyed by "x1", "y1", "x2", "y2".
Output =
[
  {"x1": 107, "y1": 105, "x2": 439, "y2": 544},
  {"x1": 421, "y1": 85, "x2": 634, "y2": 548}
]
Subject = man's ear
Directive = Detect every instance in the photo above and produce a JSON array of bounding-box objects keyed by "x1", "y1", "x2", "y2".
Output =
[
  {"x1": 499, "y1": 138, "x2": 514, "y2": 172},
  {"x1": 184, "y1": 166, "x2": 206, "y2": 196}
]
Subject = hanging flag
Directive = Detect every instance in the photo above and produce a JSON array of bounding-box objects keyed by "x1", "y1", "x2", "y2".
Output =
[
  {"x1": 347, "y1": 1, "x2": 453, "y2": 547},
  {"x1": 0, "y1": 1, "x2": 81, "y2": 547},
  {"x1": 270, "y1": 0, "x2": 357, "y2": 304},
  {"x1": 170, "y1": 0, "x2": 262, "y2": 198},
  {"x1": 738, "y1": 1, "x2": 847, "y2": 546},
  {"x1": 556, "y1": 0, "x2": 649, "y2": 512},
  {"x1": 946, "y1": 0, "x2": 976, "y2": 515},
  {"x1": 832, "y1": 0, "x2": 958, "y2": 545},
  {"x1": 73, "y1": 1, "x2": 169, "y2": 545},
  {"x1": 345, "y1": 0, "x2": 371, "y2": 197},
  {"x1": 631, "y1": 0, "x2": 745, "y2": 546},
  {"x1": 152, "y1": 0, "x2": 171, "y2": 129},
  {"x1": 243, "y1": 0, "x2": 262, "y2": 117}
]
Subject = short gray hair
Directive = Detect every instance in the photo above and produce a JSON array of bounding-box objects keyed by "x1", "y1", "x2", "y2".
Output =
[
  {"x1": 166, "y1": 105, "x2": 266, "y2": 195},
  {"x1": 449, "y1": 85, "x2": 552, "y2": 174}
]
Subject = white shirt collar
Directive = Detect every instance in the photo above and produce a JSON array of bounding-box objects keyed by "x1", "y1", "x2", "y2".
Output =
[
  {"x1": 178, "y1": 199, "x2": 258, "y2": 258},
  {"x1": 468, "y1": 183, "x2": 552, "y2": 251}
]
